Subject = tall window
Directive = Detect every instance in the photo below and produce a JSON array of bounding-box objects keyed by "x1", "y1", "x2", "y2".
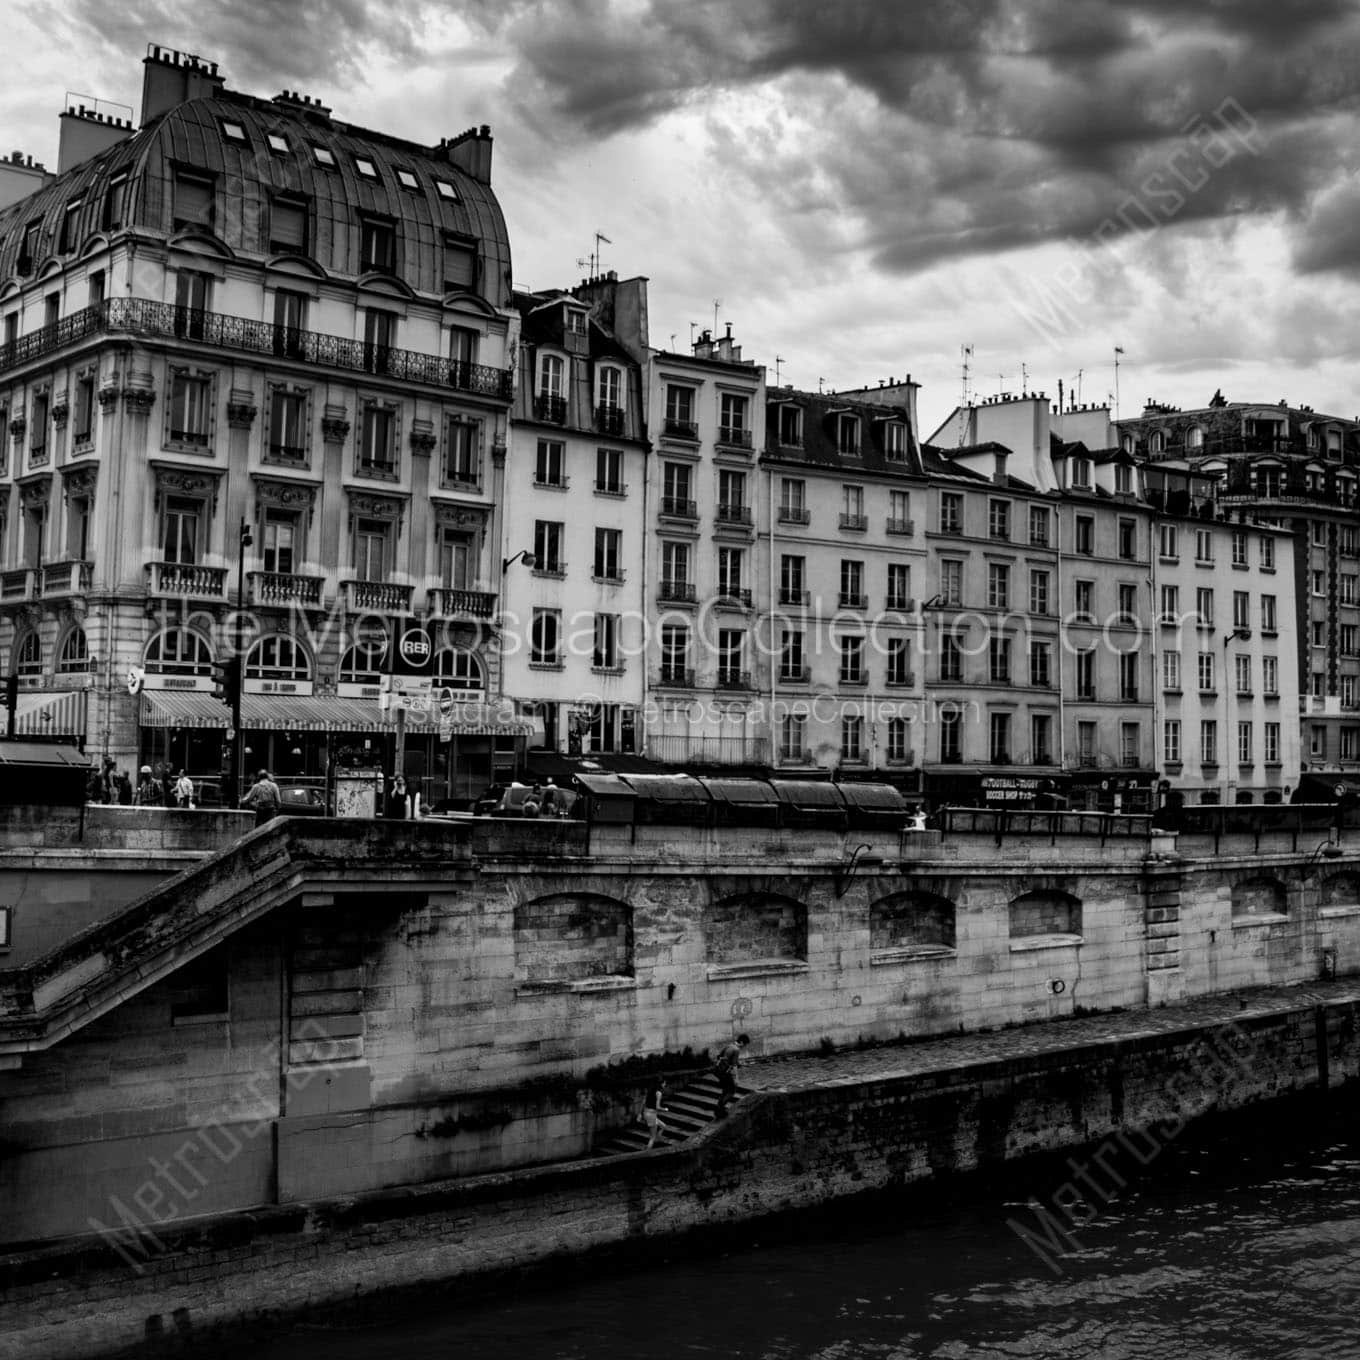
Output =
[
  {"x1": 717, "y1": 547, "x2": 745, "y2": 599},
  {"x1": 1264, "y1": 723, "x2": 1280, "y2": 763},
  {"x1": 353, "y1": 518, "x2": 388, "y2": 581},
  {"x1": 835, "y1": 413, "x2": 860, "y2": 455},
  {"x1": 664, "y1": 384, "x2": 695, "y2": 435},
  {"x1": 1231, "y1": 530, "x2": 1248, "y2": 567},
  {"x1": 438, "y1": 529, "x2": 473, "y2": 588},
  {"x1": 988, "y1": 499, "x2": 1010, "y2": 541},
  {"x1": 162, "y1": 496, "x2": 201, "y2": 564},
  {"x1": 841, "y1": 714, "x2": 864, "y2": 760},
  {"x1": 593, "y1": 614, "x2": 620, "y2": 669},
  {"x1": 1031, "y1": 714, "x2": 1052, "y2": 764},
  {"x1": 1029, "y1": 506, "x2": 1049, "y2": 546},
  {"x1": 1260, "y1": 536, "x2": 1275, "y2": 570},
  {"x1": 444, "y1": 418, "x2": 480, "y2": 487},
  {"x1": 168, "y1": 371, "x2": 212, "y2": 445},
  {"x1": 1029, "y1": 569, "x2": 1049, "y2": 615},
  {"x1": 989, "y1": 712, "x2": 1011, "y2": 763},
  {"x1": 359, "y1": 216, "x2": 396, "y2": 272},
  {"x1": 839, "y1": 559, "x2": 864, "y2": 607},
  {"x1": 1078, "y1": 721, "x2": 1096, "y2": 766},
  {"x1": 1164, "y1": 719, "x2": 1181, "y2": 765},
  {"x1": 1121, "y1": 723, "x2": 1140, "y2": 766},
  {"x1": 887, "y1": 636, "x2": 911, "y2": 685},
  {"x1": 780, "y1": 630, "x2": 806, "y2": 682},
  {"x1": 1198, "y1": 651, "x2": 1215, "y2": 691},
  {"x1": 940, "y1": 708, "x2": 962, "y2": 763},
  {"x1": 359, "y1": 404, "x2": 396, "y2": 473},
  {"x1": 172, "y1": 171, "x2": 215, "y2": 232},
  {"x1": 887, "y1": 563, "x2": 911, "y2": 609},
  {"x1": 1075, "y1": 516, "x2": 1094, "y2": 554},
  {"x1": 262, "y1": 509, "x2": 297, "y2": 574},
  {"x1": 718, "y1": 468, "x2": 747, "y2": 518},
  {"x1": 1233, "y1": 590, "x2": 1250, "y2": 629},
  {"x1": 537, "y1": 353, "x2": 566, "y2": 403},
  {"x1": 1262, "y1": 656, "x2": 1278, "y2": 695},
  {"x1": 1159, "y1": 523, "x2": 1179, "y2": 559},
  {"x1": 269, "y1": 198, "x2": 308, "y2": 254},
  {"x1": 987, "y1": 563, "x2": 1009, "y2": 609},
  {"x1": 596, "y1": 365, "x2": 622, "y2": 415},
  {"x1": 531, "y1": 609, "x2": 562, "y2": 666},
  {"x1": 662, "y1": 461, "x2": 692, "y2": 514},
  {"x1": 268, "y1": 387, "x2": 307, "y2": 460},
  {"x1": 534, "y1": 520, "x2": 564, "y2": 573},
  {"x1": 780, "y1": 477, "x2": 807, "y2": 518},
  {"x1": 449, "y1": 326, "x2": 479, "y2": 380},
  {"x1": 595, "y1": 447, "x2": 623, "y2": 494},
  {"x1": 888, "y1": 490, "x2": 911, "y2": 532},
  {"x1": 940, "y1": 492, "x2": 962, "y2": 534},
  {"x1": 1117, "y1": 518, "x2": 1136, "y2": 559},
  {"x1": 1196, "y1": 588, "x2": 1214, "y2": 628},
  {"x1": 941, "y1": 559, "x2": 963, "y2": 606},
  {"x1": 841, "y1": 484, "x2": 865, "y2": 528},
  {"x1": 1076, "y1": 649, "x2": 1095, "y2": 699},
  {"x1": 1163, "y1": 649, "x2": 1181, "y2": 691},
  {"x1": 719, "y1": 392, "x2": 748, "y2": 444},
  {"x1": 989, "y1": 636, "x2": 1011, "y2": 684},
  {"x1": 1235, "y1": 654, "x2": 1252, "y2": 695},
  {"x1": 1261, "y1": 594, "x2": 1277, "y2": 632},
  {"x1": 1237, "y1": 721, "x2": 1253, "y2": 765},
  {"x1": 1201, "y1": 720, "x2": 1218, "y2": 765},
  {"x1": 780, "y1": 712, "x2": 806, "y2": 760},
  {"x1": 780, "y1": 554, "x2": 806, "y2": 605},
  {"x1": 363, "y1": 309, "x2": 395, "y2": 375},
  {"x1": 74, "y1": 374, "x2": 95, "y2": 443},
  {"x1": 888, "y1": 717, "x2": 911, "y2": 761},
  {"x1": 940, "y1": 633, "x2": 963, "y2": 682},
  {"x1": 273, "y1": 288, "x2": 308, "y2": 358},
  {"x1": 661, "y1": 624, "x2": 690, "y2": 681},
  {"x1": 594, "y1": 528, "x2": 622, "y2": 581},
  {"x1": 718, "y1": 629, "x2": 746, "y2": 684},
  {"x1": 1119, "y1": 651, "x2": 1139, "y2": 701},
  {"x1": 661, "y1": 541, "x2": 690, "y2": 590},
  {"x1": 839, "y1": 636, "x2": 865, "y2": 684},
  {"x1": 1074, "y1": 579, "x2": 1093, "y2": 619},
  {"x1": 1029, "y1": 641, "x2": 1051, "y2": 688},
  {"x1": 535, "y1": 439, "x2": 566, "y2": 486},
  {"x1": 778, "y1": 406, "x2": 802, "y2": 447}
]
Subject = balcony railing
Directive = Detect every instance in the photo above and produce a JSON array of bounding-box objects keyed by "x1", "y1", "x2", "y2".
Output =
[
  {"x1": 533, "y1": 394, "x2": 567, "y2": 424},
  {"x1": 659, "y1": 497, "x2": 698, "y2": 520},
  {"x1": 839, "y1": 592, "x2": 868, "y2": 608},
  {"x1": 595, "y1": 404, "x2": 625, "y2": 436},
  {"x1": 716, "y1": 670, "x2": 752, "y2": 690},
  {"x1": 146, "y1": 562, "x2": 228, "y2": 599},
  {"x1": 658, "y1": 580, "x2": 697, "y2": 604},
  {"x1": 839, "y1": 513, "x2": 868, "y2": 531},
  {"x1": 342, "y1": 579, "x2": 414, "y2": 613},
  {"x1": 715, "y1": 587, "x2": 752, "y2": 608},
  {"x1": 426, "y1": 587, "x2": 498, "y2": 618},
  {"x1": 650, "y1": 734, "x2": 769, "y2": 765},
  {"x1": 886, "y1": 517, "x2": 915, "y2": 535},
  {"x1": 778, "y1": 506, "x2": 810, "y2": 525},
  {"x1": 717, "y1": 425, "x2": 752, "y2": 449},
  {"x1": 655, "y1": 667, "x2": 696, "y2": 688},
  {"x1": 248, "y1": 571, "x2": 325, "y2": 607},
  {"x1": 715, "y1": 503, "x2": 753, "y2": 525},
  {"x1": 780, "y1": 666, "x2": 811, "y2": 683},
  {"x1": 779, "y1": 588, "x2": 809, "y2": 606},
  {"x1": 663, "y1": 417, "x2": 699, "y2": 441},
  {"x1": 0, "y1": 299, "x2": 514, "y2": 398},
  {"x1": 38, "y1": 560, "x2": 93, "y2": 597},
  {"x1": 0, "y1": 568, "x2": 33, "y2": 602}
]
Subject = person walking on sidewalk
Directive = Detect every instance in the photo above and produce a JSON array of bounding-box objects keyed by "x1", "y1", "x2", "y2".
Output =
[
  {"x1": 642, "y1": 1079, "x2": 667, "y2": 1149},
  {"x1": 713, "y1": 1033, "x2": 749, "y2": 1116},
  {"x1": 242, "y1": 769, "x2": 281, "y2": 827}
]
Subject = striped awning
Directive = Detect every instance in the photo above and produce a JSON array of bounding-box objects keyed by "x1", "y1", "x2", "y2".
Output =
[
  {"x1": 139, "y1": 691, "x2": 533, "y2": 736},
  {"x1": 12, "y1": 689, "x2": 88, "y2": 737}
]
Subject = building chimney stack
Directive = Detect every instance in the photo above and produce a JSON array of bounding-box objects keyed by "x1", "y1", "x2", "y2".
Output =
[{"x1": 140, "y1": 43, "x2": 225, "y2": 126}]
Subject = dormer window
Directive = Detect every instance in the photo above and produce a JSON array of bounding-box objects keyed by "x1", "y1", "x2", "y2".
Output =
[
  {"x1": 269, "y1": 198, "x2": 308, "y2": 255},
  {"x1": 102, "y1": 174, "x2": 128, "y2": 231},
  {"x1": 1186, "y1": 426, "x2": 1204, "y2": 449},
  {"x1": 778, "y1": 404, "x2": 802, "y2": 447},
  {"x1": 266, "y1": 133, "x2": 289, "y2": 154},
  {"x1": 539, "y1": 353, "x2": 565, "y2": 397},
  {"x1": 434, "y1": 178, "x2": 459, "y2": 201},
  {"x1": 359, "y1": 215, "x2": 396, "y2": 272},
  {"x1": 172, "y1": 171, "x2": 215, "y2": 232},
  {"x1": 836, "y1": 413, "x2": 861, "y2": 456},
  {"x1": 565, "y1": 309, "x2": 587, "y2": 336},
  {"x1": 396, "y1": 169, "x2": 419, "y2": 190},
  {"x1": 882, "y1": 421, "x2": 906, "y2": 459},
  {"x1": 312, "y1": 145, "x2": 336, "y2": 167},
  {"x1": 355, "y1": 157, "x2": 379, "y2": 180},
  {"x1": 596, "y1": 365, "x2": 623, "y2": 414},
  {"x1": 1148, "y1": 431, "x2": 1165, "y2": 454},
  {"x1": 221, "y1": 120, "x2": 247, "y2": 144},
  {"x1": 442, "y1": 232, "x2": 477, "y2": 291},
  {"x1": 60, "y1": 200, "x2": 83, "y2": 254},
  {"x1": 1072, "y1": 457, "x2": 1091, "y2": 487}
]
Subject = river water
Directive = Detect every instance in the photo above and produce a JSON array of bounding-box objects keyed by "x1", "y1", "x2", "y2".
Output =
[{"x1": 220, "y1": 1096, "x2": 1360, "y2": 1360}]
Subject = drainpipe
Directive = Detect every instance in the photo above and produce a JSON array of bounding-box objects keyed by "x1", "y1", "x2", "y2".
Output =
[
  {"x1": 766, "y1": 456, "x2": 776, "y2": 769},
  {"x1": 1055, "y1": 497, "x2": 1067, "y2": 771}
]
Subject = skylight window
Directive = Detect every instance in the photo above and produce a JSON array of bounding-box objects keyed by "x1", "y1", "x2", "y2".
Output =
[
  {"x1": 266, "y1": 133, "x2": 289, "y2": 154},
  {"x1": 312, "y1": 145, "x2": 336, "y2": 167},
  {"x1": 434, "y1": 179, "x2": 459, "y2": 201},
  {"x1": 221, "y1": 120, "x2": 247, "y2": 143},
  {"x1": 355, "y1": 157, "x2": 379, "y2": 180},
  {"x1": 396, "y1": 169, "x2": 419, "y2": 190}
]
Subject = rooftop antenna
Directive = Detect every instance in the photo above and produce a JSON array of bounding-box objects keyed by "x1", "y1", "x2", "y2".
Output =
[
  {"x1": 689, "y1": 321, "x2": 697, "y2": 346},
  {"x1": 713, "y1": 299, "x2": 722, "y2": 336},
  {"x1": 997, "y1": 372, "x2": 1006, "y2": 398},
  {"x1": 1075, "y1": 368, "x2": 1084, "y2": 406},
  {"x1": 818, "y1": 376, "x2": 826, "y2": 394},
  {"x1": 593, "y1": 231, "x2": 611, "y2": 276},
  {"x1": 669, "y1": 334, "x2": 676, "y2": 350},
  {"x1": 1114, "y1": 345, "x2": 1124, "y2": 421},
  {"x1": 1021, "y1": 361, "x2": 1029, "y2": 396},
  {"x1": 775, "y1": 355, "x2": 786, "y2": 386},
  {"x1": 960, "y1": 343, "x2": 975, "y2": 446}
]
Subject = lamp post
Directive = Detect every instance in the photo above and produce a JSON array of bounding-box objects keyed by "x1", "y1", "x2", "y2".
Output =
[{"x1": 233, "y1": 516, "x2": 253, "y2": 804}]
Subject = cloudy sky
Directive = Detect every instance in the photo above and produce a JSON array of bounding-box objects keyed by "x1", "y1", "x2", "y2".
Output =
[{"x1": 8, "y1": 0, "x2": 1360, "y2": 435}]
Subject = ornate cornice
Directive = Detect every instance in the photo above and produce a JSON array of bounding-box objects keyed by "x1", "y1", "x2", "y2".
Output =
[
  {"x1": 97, "y1": 385, "x2": 120, "y2": 411},
  {"x1": 17, "y1": 476, "x2": 53, "y2": 510},
  {"x1": 410, "y1": 430, "x2": 437, "y2": 456},
  {"x1": 322, "y1": 416, "x2": 351, "y2": 444},
  {"x1": 122, "y1": 387, "x2": 156, "y2": 414},
  {"x1": 61, "y1": 466, "x2": 98, "y2": 500},
  {"x1": 346, "y1": 491, "x2": 404, "y2": 523},
  {"x1": 227, "y1": 402, "x2": 258, "y2": 429},
  {"x1": 432, "y1": 501, "x2": 488, "y2": 528},
  {"x1": 8, "y1": 417, "x2": 26, "y2": 442}
]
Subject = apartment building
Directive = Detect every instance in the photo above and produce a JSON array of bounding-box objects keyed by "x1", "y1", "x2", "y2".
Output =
[
  {"x1": 0, "y1": 46, "x2": 525, "y2": 798},
  {"x1": 760, "y1": 383, "x2": 925, "y2": 780},
  {"x1": 501, "y1": 276, "x2": 649, "y2": 757},
  {"x1": 925, "y1": 395, "x2": 1157, "y2": 810},
  {"x1": 1120, "y1": 397, "x2": 1360, "y2": 792},
  {"x1": 1144, "y1": 464, "x2": 1300, "y2": 804},
  {"x1": 644, "y1": 327, "x2": 768, "y2": 766}
]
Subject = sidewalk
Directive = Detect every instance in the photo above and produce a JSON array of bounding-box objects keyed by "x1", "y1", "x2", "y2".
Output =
[{"x1": 739, "y1": 977, "x2": 1360, "y2": 1094}]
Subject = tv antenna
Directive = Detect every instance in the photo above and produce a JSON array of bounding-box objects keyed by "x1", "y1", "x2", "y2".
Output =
[
  {"x1": 775, "y1": 355, "x2": 786, "y2": 386},
  {"x1": 580, "y1": 231, "x2": 612, "y2": 277},
  {"x1": 713, "y1": 299, "x2": 722, "y2": 335},
  {"x1": 1114, "y1": 345, "x2": 1124, "y2": 420}
]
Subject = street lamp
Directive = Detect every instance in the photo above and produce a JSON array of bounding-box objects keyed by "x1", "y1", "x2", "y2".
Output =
[
  {"x1": 502, "y1": 548, "x2": 537, "y2": 573},
  {"x1": 233, "y1": 516, "x2": 253, "y2": 804}
]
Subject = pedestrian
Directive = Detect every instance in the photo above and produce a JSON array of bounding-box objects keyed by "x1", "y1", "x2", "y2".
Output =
[
  {"x1": 174, "y1": 769, "x2": 195, "y2": 808},
  {"x1": 522, "y1": 782, "x2": 543, "y2": 818},
  {"x1": 115, "y1": 769, "x2": 133, "y2": 806},
  {"x1": 159, "y1": 768, "x2": 175, "y2": 807},
  {"x1": 386, "y1": 774, "x2": 408, "y2": 820},
  {"x1": 642, "y1": 1078, "x2": 667, "y2": 1149},
  {"x1": 712, "y1": 1033, "x2": 749, "y2": 1116},
  {"x1": 99, "y1": 755, "x2": 116, "y2": 803},
  {"x1": 241, "y1": 769, "x2": 281, "y2": 827},
  {"x1": 134, "y1": 765, "x2": 157, "y2": 806}
]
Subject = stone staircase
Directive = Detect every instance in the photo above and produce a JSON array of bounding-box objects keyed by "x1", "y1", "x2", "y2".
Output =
[{"x1": 595, "y1": 1072, "x2": 749, "y2": 1155}]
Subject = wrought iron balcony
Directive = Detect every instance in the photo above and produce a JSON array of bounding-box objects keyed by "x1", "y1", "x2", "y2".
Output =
[
  {"x1": 658, "y1": 580, "x2": 697, "y2": 604},
  {"x1": 778, "y1": 506, "x2": 810, "y2": 525},
  {"x1": 659, "y1": 497, "x2": 698, "y2": 520},
  {"x1": 717, "y1": 425, "x2": 752, "y2": 449},
  {"x1": 715, "y1": 503, "x2": 753, "y2": 526},
  {"x1": 716, "y1": 669, "x2": 753, "y2": 690},
  {"x1": 839, "y1": 592, "x2": 868, "y2": 608},
  {"x1": 839, "y1": 513, "x2": 868, "y2": 531},
  {"x1": 714, "y1": 587, "x2": 753, "y2": 608},
  {"x1": 342, "y1": 579, "x2": 414, "y2": 613},
  {"x1": 663, "y1": 417, "x2": 699, "y2": 441},
  {"x1": 779, "y1": 588, "x2": 810, "y2": 606},
  {"x1": 248, "y1": 571, "x2": 325, "y2": 608},
  {"x1": 38, "y1": 560, "x2": 93, "y2": 597},
  {"x1": 595, "y1": 403, "x2": 625, "y2": 436},
  {"x1": 655, "y1": 667, "x2": 696, "y2": 688},
  {"x1": 886, "y1": 517, "x2": 915, "y2": 535},
  {"x1": 0, "y1": 299, "x2": 514, "y2": 399},
  {"x1": 427, "y1": 587, "x2": 498, "y2": 618},
  {"x1": 533, "y1": 394, "x2": 567, "y2": 424},
  {"x1": 780, "y1": 665, "x2": 811, "y2": 684},
  {"x1": 146, "y1": 562, "x2": 228, "y2": 599}
]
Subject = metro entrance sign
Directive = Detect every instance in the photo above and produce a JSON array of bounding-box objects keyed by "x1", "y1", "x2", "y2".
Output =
[{"x1": 385, "y1": 622, "x2": 435, "y2": 705}]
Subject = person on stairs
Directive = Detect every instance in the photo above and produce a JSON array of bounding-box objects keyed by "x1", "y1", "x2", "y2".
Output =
[
  {"x1": 713, "y1": 1033, "x2": 749, "y2": 1116},
  {"x1": 642, "y1": 1078, "x2": 667, "y2": 1149}
]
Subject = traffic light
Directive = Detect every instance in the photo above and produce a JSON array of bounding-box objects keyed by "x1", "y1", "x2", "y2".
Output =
[
  {"x1": 211, "y1": 657, "x2": 240, "y2": 710},
  {"x1": 2, "y1": 672, "x2": 16, "y2": 711}
]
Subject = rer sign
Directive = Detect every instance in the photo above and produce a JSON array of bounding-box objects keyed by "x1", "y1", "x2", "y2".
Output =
[{"x1": 395, "y1": 625, "x2": 434, "y2": 676}]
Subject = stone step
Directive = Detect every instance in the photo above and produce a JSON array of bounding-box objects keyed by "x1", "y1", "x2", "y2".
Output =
[{"x1": 594, "y1": 1075, "x2": 750, "y2": 1157}]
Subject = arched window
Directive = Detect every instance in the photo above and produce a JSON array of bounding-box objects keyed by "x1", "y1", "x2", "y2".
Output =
[
  {"x1": 15, "y1": 631, "x2": 42, "y2": 677},
  {"x1": 1186, "y1": 426, "x2": 1204, "y2": 449},
  {"x1": 1149, "y1": 431, "x2": 1165, "y2": 454},
  {"x1": 339, "y1": 641, "x2": 386, "y2": 684},
  {"x1": 1009, "y1": 889, "x2": 1082, "y2": 939},
  {"x1": 246, "y1": 634, "x2": 311, "y2": 681},
  {"x1": 538, "y1": 352, "x2": 564, "y2": 398},
  {"x1": 433, "y1": 647, "x2": 483, "y2": 691},
  {"x1": 57, "y1": 626, "x2": 89, "y2": 674},
  {"x1": 144, "y1": 629, "x2": 212, "y2": 676}
]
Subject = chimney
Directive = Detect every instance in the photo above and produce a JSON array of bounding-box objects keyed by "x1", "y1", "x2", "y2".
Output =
[
  {"x1": 58, "y1": 103, "x2": 135, "y2": 174},
  {"x1": 440, "y1": 125, "x2": 493, "y2": 184},
  {"x1": 0, "y1": 151, "x2": 53, "y2": 212},
  {"x1": 140, "y1": 44, "x2": 225, "y2": 126}
]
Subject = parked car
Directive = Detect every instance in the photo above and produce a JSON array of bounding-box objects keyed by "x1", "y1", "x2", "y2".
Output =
[
  {"x1": 277, "y1": 785, "x2": 327, "y2": 816},
  {"x1": 472, "y1": 783, "x2": 578, "y2": 818}
]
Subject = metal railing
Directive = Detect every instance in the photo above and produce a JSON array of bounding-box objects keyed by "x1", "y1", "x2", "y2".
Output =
[{"x1": 0, "y1": 299, "x2": 514, "y2": 399}]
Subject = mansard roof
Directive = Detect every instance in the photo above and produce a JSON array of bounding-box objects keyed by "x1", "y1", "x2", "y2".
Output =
[
  {"x1": 0, "y1": 93, "x2": 512, "y2": 305},
  {"x1": 763, "y1": 387, "x2": 920, "y2": 475}
]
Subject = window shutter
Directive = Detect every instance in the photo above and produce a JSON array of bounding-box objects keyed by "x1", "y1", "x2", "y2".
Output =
[{"x1": 173, "y1": 174, "x2": 214, "y2": 230}]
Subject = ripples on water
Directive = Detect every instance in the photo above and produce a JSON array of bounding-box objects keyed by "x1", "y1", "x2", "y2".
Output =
[{"x1": 220, "y1": 1100, "x2": 1360, "y2": 1360}]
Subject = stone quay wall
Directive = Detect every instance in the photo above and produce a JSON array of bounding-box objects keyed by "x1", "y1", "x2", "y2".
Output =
[{"x1": 2, "y1": 986, "x2": 1356, "y2": 1360}]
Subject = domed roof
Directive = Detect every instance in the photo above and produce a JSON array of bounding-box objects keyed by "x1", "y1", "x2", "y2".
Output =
[{"x1": 0, "y1": 92, "x2": 511, "y2": 306}]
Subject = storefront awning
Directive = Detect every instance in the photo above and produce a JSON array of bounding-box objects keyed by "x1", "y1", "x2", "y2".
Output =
[
  {"x1": 140, "y1": 691, "x2": 533, "y2": 736},
  {"x1": 12, "y1": 689, "x2": 88, "y2": 737}
]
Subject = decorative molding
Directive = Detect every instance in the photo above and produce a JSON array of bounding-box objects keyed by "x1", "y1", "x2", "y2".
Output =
[
  {"x1": 17, "y1": 476, "x2": 52, "y2": 510},
  {"x1": 50, "y1": 398, "x2": 69, "y2": 428},
  {"x1": 322, "y1": 415, "x2": 351, "y2": 444},
  {"x1": 97, "y1": 385, "x2": 120, "y2": 411},
  {"x1": 432, "y1": 501, "x2": 488, "y2": 528},
  {"x1": 151, "y1": 463, "x2": 224, "y2": 514},
  {"x1": 123, "y1": 387, "x2": 157, "y2": 414},
  {"x1": 346, "y1": 491, "x2": 404, "y2": 525},
  {"x1": 254, "y1": 478, "x2": 318, "y2": 530},
  {"x1": 227, "y1": 401, "x2": 258, "y2": 429},
  {"x1": 409, "y1": 420, "x2": 437, "y2": 457},
  {"x1": 61, "y1": 466, "x2": 98, "y2": 500},
  {"x1": 8, "y1": 417, "x2": 26, "y2": 442}
]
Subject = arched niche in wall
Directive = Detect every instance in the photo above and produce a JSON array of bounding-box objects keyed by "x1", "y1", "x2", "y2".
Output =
[
  {"x1": 1009, "y1": 889, "x2": 1082, "y2": 941},
  {"x1": 705, "y1": 892, "x2": 807, "y2": 967},
  {"x1": 513, "y1": 892, "x2": 633, "y2": 987},
  {"x1": 870, "y1": 890, "x2": 956, "y2": 963},
  {"x1": 1231, "y1": 877, "x2": 1288, "y2": 920}
]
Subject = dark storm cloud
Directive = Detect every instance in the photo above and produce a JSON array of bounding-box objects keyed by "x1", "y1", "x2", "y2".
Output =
[
  {"x1": 467, "y1": 0, "x2": 1360, "y2": 276},
  {"x1": 52, "y1": 0, "x2": 431, "y2": 89}
]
